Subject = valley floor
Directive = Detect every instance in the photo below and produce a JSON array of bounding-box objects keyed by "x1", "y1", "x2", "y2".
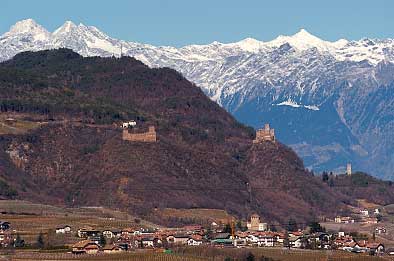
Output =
[{"x1": 1, "y1": 248, "x2": 392, "y2": 261}]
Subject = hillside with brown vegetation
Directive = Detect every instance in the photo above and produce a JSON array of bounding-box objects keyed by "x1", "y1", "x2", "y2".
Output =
[{"x1": 0, "y1": 49, "x2": 391, "y2": 226}]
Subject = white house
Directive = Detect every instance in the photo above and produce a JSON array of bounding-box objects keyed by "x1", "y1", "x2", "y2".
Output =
[
  {"x1": 289, "y1": 236, "x2": 304, "y2": 248},
  {"x1": 141, "y1": 237, "x2": 155, "y2": 248},
  {"x1": 55, "y1": 225, "x2": 71, "y2": 234},
  {"x1": 375, "y1": 227, "x2": 386, "y2": 234},
  {"x1": 247, "y1": 234, "x2": 259, "y2": 245},
  {"x1": 360, "y1": 209, "x2": 369, "y2": 217},
  {"x1": 102, "y1": 230, "x2": 114, "y2": 238},
  {"x1": 334, "y1": 216, "x2": 355, "y2": 224},
  {"x1": 122, "y1": 121, "x2": 137, "y2": 129},
  {"x1": 173, "y1": 234, "x2": 189, "y2": 245},
  {"x1": 258, "y1": 235, "x2": 275, "y2": 247},
  {"x1": 187, "y1": 235, "x2": 203, "y2": 246}
]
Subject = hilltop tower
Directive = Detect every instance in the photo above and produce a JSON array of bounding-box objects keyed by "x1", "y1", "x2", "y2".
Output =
[
  {"x1": 250, "y1": 214, "x2": 260, "y2": 231},
  {"x1": 253, "y1": 123, "x2": 275, "y2": 143},
  {"x1": 346, "y1": 163, "x2": 352, "y2": 176}
]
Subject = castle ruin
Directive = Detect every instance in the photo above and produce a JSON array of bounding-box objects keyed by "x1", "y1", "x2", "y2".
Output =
[
  {"x1": 122, "y1": 126, "x2": 157, "y2": 142},
  {"x1": 253, "y1": 123, "x2": 275, "y2": 143}
]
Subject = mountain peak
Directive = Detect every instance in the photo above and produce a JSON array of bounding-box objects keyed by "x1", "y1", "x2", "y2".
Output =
[
  {"x1": 266, "y1": 28, "x2": 334, "y2": 52},
  {"x1": 233, "y1": 37, "x2": 263, "y2": 52},
  {"x1": 291, "y1": 28, "x2": 324, "y2": 42},
  {"x1": 53, "y1": 21, "x2": 77, "y2": 35},
  {"x1": 5, "y1": 18, "x2": 50, "y2": 41},
  {"x1": 7, "y1": 19, "x2": 47, "y2": 34},
  {"x1": 293, "y1": 28, "x2": 314, "y2": 37}
]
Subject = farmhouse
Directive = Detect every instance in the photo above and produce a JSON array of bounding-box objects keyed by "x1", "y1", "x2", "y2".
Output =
[
  {"x1": 103, "y1": 244, "x2": 122, "y2": 253},
  {"x1": 187, "y1": 235, "x2": 203, "y2": 246},
  {"x1": 72, "y1": 240, "x2": 100, "y2": 254},
  {"x1": 289, "y1": 236, "x2": 305, "y2": 248},
  {"x1": 334, "y1": 216, "x2": 355, "y2": 224},
  {"x1": 77, "y1": 228, "x2": 100, "y2": 238},
  {"x1": 55, "y1": 225, "x2": 71, "y2": 234},
  {"x1": 102, "y1": 230, "x2": 115, "y2": 238},
  {"x1": 122, "y1": 121, "x2": 137, "y2": 129},
  {"x1": 366, "y1": 242, "x2": 385, "y2": 255}
]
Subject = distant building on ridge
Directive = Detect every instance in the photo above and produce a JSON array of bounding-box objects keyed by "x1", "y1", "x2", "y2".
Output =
[{"x1": 253, "y1": 123, "x2": 275, "y2": 143}]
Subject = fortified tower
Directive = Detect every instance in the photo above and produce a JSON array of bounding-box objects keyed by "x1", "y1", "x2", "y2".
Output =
[
  {"x1": 346, "y1": 163, "x2": 352, "y2": 176},
  {"x1": 253, "y1": 123, "x2": 275, "y2": 143},
  {"x1": 250, "y1": 214, "x2": 260, "y2": 231}
]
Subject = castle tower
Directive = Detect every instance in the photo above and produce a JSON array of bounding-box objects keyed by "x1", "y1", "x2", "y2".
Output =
[
  {"x1": 250, "y1": 214, "x2": 260, "y2": 231},
  {"x1": 253, "y1": 122, "x2": 275, "y2": 143},
  {"x1": 346, "y1": 163, "x2": 352, "y2": 176}
]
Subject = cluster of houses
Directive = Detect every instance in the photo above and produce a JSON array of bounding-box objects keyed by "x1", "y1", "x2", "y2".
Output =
[
  {"x1": 334, "y1": 232, "x2": 385, "y2": 255},
  {"x1": 68, "y1": 225, "x2": 387, "y2": 256},
  {"x1": 64, "y1": 214, "x2": 387, "y2": 256},
  {"x1": 70, "y1": 225, "x2": 205, "y2": 254},
  {"x1": 335, "y1": 208, "x2": 381, "y2": 225}
]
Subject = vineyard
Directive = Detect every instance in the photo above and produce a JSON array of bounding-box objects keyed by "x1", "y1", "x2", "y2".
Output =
[
  {"x1": 0, "y1": 200, "x2": 157, "y2": 244},
  {"x1": 4, "y1": 248, "x2": 394, "y2": 261}
]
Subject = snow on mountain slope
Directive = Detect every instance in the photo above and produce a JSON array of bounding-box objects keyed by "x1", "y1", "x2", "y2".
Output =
[{"x1": 1, "y1": 19, "x2": 394, "y2": 179}]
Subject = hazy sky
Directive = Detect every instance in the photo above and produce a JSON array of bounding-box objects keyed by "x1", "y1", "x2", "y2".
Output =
[{"x1": 2, "y1": 0, "x2": 393, "y2": 46}]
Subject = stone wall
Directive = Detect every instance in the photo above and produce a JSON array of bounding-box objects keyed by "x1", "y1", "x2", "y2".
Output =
[{"x1": 122, "y1": 126, "x2": 157, "y2": 142}]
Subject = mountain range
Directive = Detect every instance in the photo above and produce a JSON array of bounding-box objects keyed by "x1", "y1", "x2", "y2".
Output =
[{"x1": 1, "y1": 19, "x2": 394, "y2": 179}]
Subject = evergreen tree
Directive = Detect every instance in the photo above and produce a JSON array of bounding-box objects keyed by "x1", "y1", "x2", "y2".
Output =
[
  {"x1": 205, "y1": 227, "x2": 213, "y2": 240},
  {"x1": 99, "y1": 234, "x2": 107, "y2": 247},
  {"x1": 309, "y1": 221, "x2": 325, "y2": 233},
  {"x1": 14, "y1": 233, "x2": 24, "y2": 247},
  {"x1": 270, "y1": 225, "x2": 277, "y2": 232},
  {"x1": 283, "y1": 231, "x2": 290, "y2": 249},
  {"x1": 246, "y1": 252, "x2": 255, "y2": 261},
  {"x1": 286, "y1": 218, "x2": 298, "y2": 232},
  {"x1": 223, "y1": 223, "x2": 232, "y2": 233},
  {"x1": 36, "y1": 232, "x2": 44, "y2": 249},
  {"x1": 322, "y1": 172, "x2": 329, "y2": 182}
]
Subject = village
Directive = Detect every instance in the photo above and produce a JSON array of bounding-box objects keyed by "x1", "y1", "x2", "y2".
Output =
[{"x1": 0, "y1": 208, "x2": 391, "y2": 258}]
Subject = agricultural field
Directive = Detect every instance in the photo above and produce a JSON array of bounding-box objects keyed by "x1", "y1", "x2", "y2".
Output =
[
  {"x1": 0, "y1": 200, "x2": 158, "y2": 244},
  {"x1": 153, "y1": 208, "x2": 235, "y2": 227},
  {"x1": 1, "y1": 248, "x2": 393, "y2": 261}
]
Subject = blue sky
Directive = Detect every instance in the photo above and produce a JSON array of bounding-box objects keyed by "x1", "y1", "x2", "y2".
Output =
[{"x1": 2, "y1": 0, "x2": 393, "y2": 46}]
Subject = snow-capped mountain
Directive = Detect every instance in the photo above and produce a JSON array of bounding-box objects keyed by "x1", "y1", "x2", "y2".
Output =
[{"x1": 2, "y1": 19, "x2": 394, "y2": 179}]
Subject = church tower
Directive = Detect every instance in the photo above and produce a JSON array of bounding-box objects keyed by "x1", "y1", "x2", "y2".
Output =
[{"x1": 346, "y1": 163, "x2": 352, "y2": 176}]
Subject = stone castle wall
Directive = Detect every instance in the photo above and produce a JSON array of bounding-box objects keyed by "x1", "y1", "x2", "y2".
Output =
[{"x1": 122, "y1": 126, "x2": 157, "y2": 142}]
